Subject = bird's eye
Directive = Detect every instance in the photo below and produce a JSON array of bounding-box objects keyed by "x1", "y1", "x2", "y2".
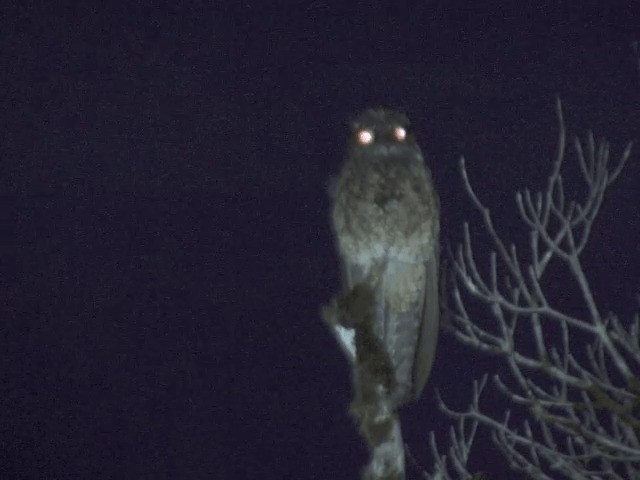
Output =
[
  {"x1": 393, "y1": 126, "x2": 407, "y2": 141},
  {"x1": 356, "y1": 129, "x2": 374, "y2": 145}
]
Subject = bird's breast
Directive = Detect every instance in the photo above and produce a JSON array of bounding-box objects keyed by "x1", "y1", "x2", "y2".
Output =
[{"x1": 332, "y1": 166, "x2": 438, "y2": 267}]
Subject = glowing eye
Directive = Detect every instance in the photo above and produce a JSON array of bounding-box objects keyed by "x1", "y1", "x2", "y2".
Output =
[
  {"x1": 393, "y1": 126, "x2": 407, "y2": 141},
  {"x1": 357, "y1": 129, "x2": 374, "y2": 145}
]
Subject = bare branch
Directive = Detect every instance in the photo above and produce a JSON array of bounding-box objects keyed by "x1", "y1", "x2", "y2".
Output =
[{"x1": 431, "y1": 100, "x2": 639, "y2": 478}]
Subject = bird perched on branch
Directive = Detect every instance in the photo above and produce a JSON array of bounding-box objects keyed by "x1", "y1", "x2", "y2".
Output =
[{"x1": 331, "y1": 108, "x2": 440, "y2": 407}]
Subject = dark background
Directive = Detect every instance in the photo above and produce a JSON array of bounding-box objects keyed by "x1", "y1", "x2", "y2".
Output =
[{"x1": 3, "y1": 1, "x2": 640, "y2": 479}]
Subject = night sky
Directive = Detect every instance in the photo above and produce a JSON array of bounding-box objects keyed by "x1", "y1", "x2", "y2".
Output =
[{"x1": 3, "y1": 2, "x2": 640, "y2": 479}]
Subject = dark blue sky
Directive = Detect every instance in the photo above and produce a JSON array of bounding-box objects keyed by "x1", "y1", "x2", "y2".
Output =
[{"x1": 3, "y1": 2, "x2": 640, "y2": 479}]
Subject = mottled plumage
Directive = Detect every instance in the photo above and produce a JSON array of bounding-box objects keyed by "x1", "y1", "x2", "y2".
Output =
[{"x1": 332, "y1": 108, "x2": 439, "y2": 406}]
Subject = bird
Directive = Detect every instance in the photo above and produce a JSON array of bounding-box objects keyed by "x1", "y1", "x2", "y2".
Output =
[{"x1": 331, "y1": 108, "x2": 440, "y2": 407}]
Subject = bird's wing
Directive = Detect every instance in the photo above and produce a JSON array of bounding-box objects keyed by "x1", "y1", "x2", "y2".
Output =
[
  {"x1": 341, "y1": 259, "x2": 367, "y2": 292},
  {"x1": 411, "y1": 251, "x2": 440, "y2": 400},
  {"x1": 373, "y1": 259, "x2": 429, "y2": 405}
]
